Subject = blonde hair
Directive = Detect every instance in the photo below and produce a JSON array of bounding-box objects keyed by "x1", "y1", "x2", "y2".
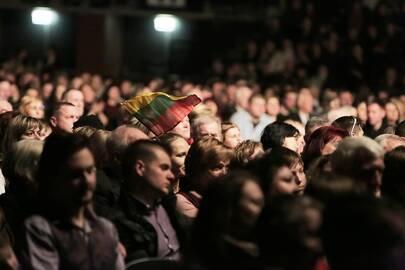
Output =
[
  {"x1": 2, "y1": 139, "x2": 44, "y2": 185},
  {"x1": 18, "y1": 96, "x2": 44, "y2": 116},
  {"x1": 2, "y1": 114, "x2": 43, "y2": 155}
]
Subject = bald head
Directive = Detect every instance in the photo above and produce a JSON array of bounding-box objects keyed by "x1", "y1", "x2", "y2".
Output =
[{"x1": 107, "y1": 125, "x2": 149, "y2": 160}]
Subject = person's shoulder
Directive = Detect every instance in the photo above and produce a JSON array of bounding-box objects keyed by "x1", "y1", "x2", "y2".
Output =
[{"x1": 24, "y1": 215, "x2": 52, "y2": 235}]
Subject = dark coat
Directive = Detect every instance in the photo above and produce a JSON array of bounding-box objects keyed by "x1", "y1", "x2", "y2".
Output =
[{"x1": 111, "y1": 191, "x2": 185, "y2": 262}]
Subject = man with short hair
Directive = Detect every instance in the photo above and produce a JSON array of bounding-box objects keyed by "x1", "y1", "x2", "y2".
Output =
[
  {"x1": 50, "y1": 102, "x2": 79, "y2": 133},
  {"x1": 94, "y1": 125, "x2": 149, "y2": 219},
  {"x1": 192, "y1": 115, "x2": 222, "y2": 141},
  {"x1": 113, "y1": 140, "x2": 183, "y2": 262},
  {"x1": 231, "y1": 94, "x2": 273, "y2": 141},
  {"x1": 364, "y1": 100, "x2": 388, "y2": 139},
  {"x1": 288, "y1": 88, "x2": 315, "y2": 126},
  {"x1": 23, "y1": 133, "x2": 124, "y2": 269},
  {"x1": 62, "y1": 89, "x2": 85, "y2": 117}
]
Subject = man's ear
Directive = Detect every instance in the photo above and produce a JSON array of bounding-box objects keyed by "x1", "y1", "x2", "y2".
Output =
[
  {"x1": 134, "y1": 160, "x2": 145, "y2": 177},
  {"x1": 50, "y1": 116, "x2": 57, "y2": 127}
]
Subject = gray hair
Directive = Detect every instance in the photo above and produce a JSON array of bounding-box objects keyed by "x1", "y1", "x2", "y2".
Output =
[
  {"x1": 375, "y1": 134, "x2": 405, "y2": 153},
  {"x1": 331, "y1": 137, "x2": 384, "y2": 176}
]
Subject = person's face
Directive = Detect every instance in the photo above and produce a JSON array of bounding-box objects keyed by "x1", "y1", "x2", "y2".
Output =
[
  {"x1": 0, "y1": 81, "x2": 11, "y2": 100},
  {"x1": 208, "y1": 160, "x2": 230, "y2": 179},
  {"x1": 54, "y1": 105, "x2": 79, "y2": 133},
  {"x1": 321, "y1": 136, "x2": 343, "y2": 155},
  {"x1": 26, "y1": 101, "x2": 45, "y2": 119},
  {"x1": 340, "y1": 91, "x2": 353, "y2": 106},
  {"x1": 367, "y1": 103, "x2": 385, "y2": 126},
  {"x1": 284, "y1": 92, "x2": 297, "y2": 110},
  {"x1": 170, "y1": 138, "x2": 190, "y2": 178},
  {"x1": 198, "y1": 122, "x2": 222, "y2": 141},
  {"x1": 171, "y1": 116, "x2": 191, "y2": 140},
  {"x1": 266, "y1": 97, "x2": 281, "y2": 116},
  {"x1": 385, "y1": 103, "x2": 399, "y2": 123},
  {"x1": 297, "y1": 92, "x2": 314, "y2": 113},
  {"x1": 65, "y1": 90, "x2": 84, "y2": 117},
  {"x1": 108, "y1": 86, "x2": 121, "y2": 100},
  {"x1": 223, "y1": 127, "x2": 242, "y2": 149},
  {"x1": 291, "y1": 162, "x2": 307, "y2": 195},
  {"x1": 361, "y1": 157, "x2": 384, "y2": 198},
  {"x1": 249, "y1": 97, "x2": 266, "y2": 119},
  {"x1": 42, "y1": 83, "x2": 54, "y2": 99},
  {"x1": 357, "y1": 102, "x2": 368, "y2": 122},
  {"x1": 64, "y1": 148, "x2": 97, "y2": 205},
  {"x1": 238, "y1": 180, "x2": 265, "y2": 228},
  {"x1": 82, "y1": 85, "x2": 96, "y2": 104},
  {"x1": 271, "y1": 166, "x2": 299, "y2": 196},
  {"x1": 141, "y1": 149, "x2": 175, "y2": 197},
  {"x1": 21, "y1": 127, "x2": 42, "y2": 141},
  {"x1": 283, "y1": 136, "x2": 299, "y2": 153}
]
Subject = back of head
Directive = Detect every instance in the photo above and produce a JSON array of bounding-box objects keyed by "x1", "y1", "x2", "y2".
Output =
[
  {"x1": 106, "y1": 124, "x2": 149, "y2": 163},
  {"x1": 331, "y1": 137, "x2": 384, "y2": 176},
  {"x1": 261, "y1": 122, "x2": 299, "y2": 150},
  {"x1": 257, "y1": 195, "x2": 323, "y2": 270},
  {"x1": 305, "y1": 116, "x2": 329, "y2": 137},
  {"x1": 382, "y1": 146, "x2": 405, "y2": 204},
  {"x1": 375, "y1": 134, "x2": 405, "y2": 153},
  {"x1": 323, "y1": 194, "x2": 405, "y2": 270},
  {"x1": 2, "y1": 139, "x2": 44, "y2": 191},
  {"x1": 192, "y1": 170, "x2": 261, "y2": 262},
  {"x1": 332, "y1": 116, "x2": 362, "y2": 136}
]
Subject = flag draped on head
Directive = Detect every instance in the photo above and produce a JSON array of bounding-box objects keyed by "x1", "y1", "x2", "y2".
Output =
[{"x1": 121, "y1": 92, "x2": 201, "y2": 136}]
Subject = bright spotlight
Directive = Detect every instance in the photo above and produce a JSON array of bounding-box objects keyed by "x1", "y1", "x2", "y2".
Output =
[
  {"x1": 154, "y1": 14, "x2": 178, "y2": 33},
  {"x1": 31, "y1": 7, "x2": 58, "y2": 26}
]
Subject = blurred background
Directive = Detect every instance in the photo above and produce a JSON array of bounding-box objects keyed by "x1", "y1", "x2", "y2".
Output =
[{"x1": 0, "y1": 0, "x2": 405, "y2": 96}]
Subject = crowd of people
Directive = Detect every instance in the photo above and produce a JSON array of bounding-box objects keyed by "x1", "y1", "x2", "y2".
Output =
[
  {"x1": 0, "y1": 68, "x2": 404, "y2": 270},
  {"x1": 0, "y1": 0, "x2": 405, "y2": 270}
]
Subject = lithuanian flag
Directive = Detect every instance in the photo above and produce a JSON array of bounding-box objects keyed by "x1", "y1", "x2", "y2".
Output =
[{"x1": 121, "y1": 92, "x2": 201, "y2": 136}]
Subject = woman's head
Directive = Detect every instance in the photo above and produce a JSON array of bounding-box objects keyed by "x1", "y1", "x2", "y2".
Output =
[
  {"x1": 234, "y1": 140, "x2": 264, "y2": 165},
  {"x1": 332, "y1": 116, "x2": 363, "y2": 137},
  {"x1": 2, "y1": 114, "x2": 46, "y2": 155},
  {"x1": 385, "y1": 99, "x2": 405, "y2": 125},
  {"x1": 185, "y1": 137, "x2": 234, "y2": 191},
  {"x1": 221, "y1": 122, "x2": 242, "y2": 149},
  {"x1": 192, "y1": 170, "x2": 264, "y2": 260},
  {"x1": 159, "y1": 133, "x2": 190, "y2": 179},
  {"x1": 19, "y1": 96, "x2": 45, "y2": 119},
  {"x1": 261, "y1": 122, "x2": 301, "y2": 152},
  {"x1": 303, "y1": 126, "x2": 349, "y2": 168},
  {"x1": 2, "y1": 139, "x2": 44, "y2": 193},
  {"x1": 253, "y1": 147, "x2": 306, "y2": 198}
]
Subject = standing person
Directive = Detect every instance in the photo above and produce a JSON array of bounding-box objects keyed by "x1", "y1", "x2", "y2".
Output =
[
  {"x1": 221, "y1": 122, "x2": 242, "y2": 149},
  {"x1": 22, "y1": 133, "x2": 124, "y2": 269}
]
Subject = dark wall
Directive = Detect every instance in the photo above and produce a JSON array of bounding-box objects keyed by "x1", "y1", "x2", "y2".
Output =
[{"x1": 0, "y1": 9, "x2": 76, "y2": 69}]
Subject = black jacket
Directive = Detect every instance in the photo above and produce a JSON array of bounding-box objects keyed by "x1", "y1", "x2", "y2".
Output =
[{"x1": 111, "y1": 191, "x2": 185, "y2": 262}]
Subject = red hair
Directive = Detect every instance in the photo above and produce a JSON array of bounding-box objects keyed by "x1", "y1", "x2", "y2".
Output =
[{"x1": 303, "y1": 126, "x2": 349, "y2": 168}]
